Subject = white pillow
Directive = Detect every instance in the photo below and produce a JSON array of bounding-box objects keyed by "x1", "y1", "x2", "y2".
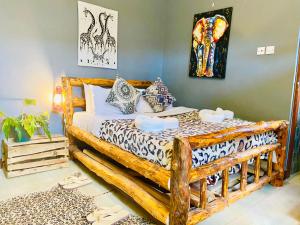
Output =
[
  {"x1": 136, "y1": 97, "x2": 154, "y2": 113},
  {"x1": 136, "y1": 89, "x2": 154, "y2": 113},
  {"x1": 84, "y1": 84, "x2": 121, "y2": 115},
  {"x1": 83, "y1": 83, "x2": 94, "y2": 113},
  {"x1": 92, "y1": 86, "x2": 122, "y2": 115}
]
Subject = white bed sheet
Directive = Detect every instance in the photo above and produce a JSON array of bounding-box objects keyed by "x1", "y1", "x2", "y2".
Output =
[{"x1": 72, "y1": 107, "x2": 197, "y2": 137}]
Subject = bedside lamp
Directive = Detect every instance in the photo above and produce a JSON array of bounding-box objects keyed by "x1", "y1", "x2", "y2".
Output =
[{"x1": 53, "y1": 85, "x2": 64, "y2": 113}]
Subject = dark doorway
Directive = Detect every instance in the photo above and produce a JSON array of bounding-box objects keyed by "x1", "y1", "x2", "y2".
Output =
[{"x1": 287, "y1": 35, "x2": 300, "y2": 177}]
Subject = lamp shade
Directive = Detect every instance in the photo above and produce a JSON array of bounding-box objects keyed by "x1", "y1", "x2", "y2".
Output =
[{"x1": 53, "y1": 86, "x2": 64, "y2": 113}]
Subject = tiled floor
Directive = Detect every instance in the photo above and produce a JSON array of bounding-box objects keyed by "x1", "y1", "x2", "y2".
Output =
[{"x1": 1, "y1": 161, "x2": 300, "y2": 225}]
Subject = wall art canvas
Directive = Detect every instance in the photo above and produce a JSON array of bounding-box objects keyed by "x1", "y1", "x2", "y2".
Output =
[
  {"x1": 78, "y1": 1, "x2": 118, "y2": 69},
  {"x1": 189, "y1": 7, "x2": 233, "y2": 79}
]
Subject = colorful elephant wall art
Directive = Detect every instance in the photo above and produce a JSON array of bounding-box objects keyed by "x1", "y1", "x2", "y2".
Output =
[{"x1": 189, "y1": 7, "x2": 233, "y2": 79}]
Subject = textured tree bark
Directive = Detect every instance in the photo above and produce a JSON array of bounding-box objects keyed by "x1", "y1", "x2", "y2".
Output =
[
  {"x1": 170, "y1": 137, "x2": 192, "y2": 225},
  {"x1": 199, "y1": 178, "x2": 207, "y2": 209},
  {"x1": 240, "y1": 161, "x2": 248, "y2": 191},
  {"x1": 267, "y1": 152, "x2": 273, "y2": 177},
  {"x1": 254, "y1": 156, "x2": 261, "y2": 183},
  {"x1": 271, "y1": 122, "x2": 288, "y2": 187},
  {"x1": 222, "y1": 168, "x2": 229, "y2": 199}
]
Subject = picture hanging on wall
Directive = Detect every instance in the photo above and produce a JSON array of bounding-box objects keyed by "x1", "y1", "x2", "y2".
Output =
[
  {"x1": 189, "y1": 7, "x2": 233, "y2": 79},
  {"x1": 78, "y1": 1, "x2": 118, "y2": 69}
]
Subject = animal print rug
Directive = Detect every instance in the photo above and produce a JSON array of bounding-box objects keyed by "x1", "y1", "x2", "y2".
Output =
[{"x1": 0, "y1": 186, "x2": 155, "y2": 225}]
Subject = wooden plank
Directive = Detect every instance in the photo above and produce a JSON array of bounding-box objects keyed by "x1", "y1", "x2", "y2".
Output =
[
  {"x1": 190, "y1": 144, "x2": 280, "y2": 183},
  {"x1": 72, "y1": 147, "x2": 169, "y2": 225},
  {"x1": 188, "y1": 120, "x2": 287, "y2": 149},
  {"x1": 199, "y1": 178, "x2": 207, "y2": 209},
  {"x1": 8, "y1": 142, "x2": 67, "y2": 158},
  {"x1": 254, "y1": 156, "x2": 261, "y2": 183},
  {"x1": 240, "y1": 161, "x2": 248, "y2": 191},
  {"x1": 7, "y1": 149, "x2": 69, "y2": 164},
  {"x1": 7, "y1": 157, "x2": 68, "y2": 171},
  {"x1": 170, "y1": 137, "x2": 192, "y2": 225},
  {"x1": 6, "y1": 135, "x2": 67, "y2": 147},
  {"x1": 222, "y1": 168, "x2": 229, "y2": 199},
  {"x1": 68, "y1": 126, "x2": 171, "y2": 190},
  {"x1": 5, "y1": 162, "x2": 69, "y2": 178}
]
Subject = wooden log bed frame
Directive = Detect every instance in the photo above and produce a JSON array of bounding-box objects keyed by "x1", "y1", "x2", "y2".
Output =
[{"x1": 62, "y1": 77, "x2": 288, "y2": 225}]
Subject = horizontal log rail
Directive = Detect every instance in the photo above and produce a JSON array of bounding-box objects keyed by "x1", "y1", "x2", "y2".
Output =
[
  {"x1": 67, "y1": 125, "x2": 171, "y2": 190},
  {"x1": 72, "y1": 97, "x2": 86, "y2": 108},
  {"x1": 70, "y1": 145, "x2": 169, "y2": 224},
  {"x1": 64, "y1": 77, "x2": 152, "y2": 88},
  {"x1": 188, "y1": 120, "x2": 287, "y2": 149}
]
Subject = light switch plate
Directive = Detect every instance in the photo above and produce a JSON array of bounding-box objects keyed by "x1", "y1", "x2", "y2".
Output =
[
  {"x1": 266, "y1": 46, "x2": 275, "y2": 55},
  {"x1": 257, "y1": 47, "x2": 266, "y2": 55}
]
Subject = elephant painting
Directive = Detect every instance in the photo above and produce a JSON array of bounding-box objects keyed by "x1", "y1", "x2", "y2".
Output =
[{"x1": 189, "y1": 7, "x2": 233, "y2": 79}]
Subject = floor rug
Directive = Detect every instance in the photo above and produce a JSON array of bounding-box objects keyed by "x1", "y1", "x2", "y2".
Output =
[{"x1": 0, "y1": 186, "x2": 156, "y2": 225}]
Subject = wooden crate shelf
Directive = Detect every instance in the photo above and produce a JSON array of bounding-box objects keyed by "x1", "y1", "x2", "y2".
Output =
[{"x1": 2, "y1": 135, "x2": 69, "y2": 178}]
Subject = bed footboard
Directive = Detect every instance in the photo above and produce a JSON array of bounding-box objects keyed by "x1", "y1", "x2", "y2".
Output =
[{"x1": 169, "y1": 120, "x2": 288, "y2": 225}]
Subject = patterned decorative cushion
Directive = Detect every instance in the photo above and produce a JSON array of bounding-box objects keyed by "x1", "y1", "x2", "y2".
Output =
[
  {"x1": 106, "y1": 77, "x2": 141, "y2": 114},
  {"x1": 142, "y1": 77, "x2": 176, "y2": 113}
]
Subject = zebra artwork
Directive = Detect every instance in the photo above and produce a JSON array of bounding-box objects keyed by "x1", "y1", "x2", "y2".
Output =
[{"x1": 78, "y1": 1, "x2": 118, "y2": 69}]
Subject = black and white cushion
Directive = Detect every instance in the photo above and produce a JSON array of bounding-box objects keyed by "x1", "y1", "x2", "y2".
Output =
[
  {"x1": 142, "y1": 77, "x2": 176, "y2": 113},
  {"x1": 106, "y1": 77, "x2": 141, "y2": 114}
]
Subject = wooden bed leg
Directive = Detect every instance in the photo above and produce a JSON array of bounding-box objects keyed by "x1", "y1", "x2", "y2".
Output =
[
  {"x1": 271, "y1": 122, "x2": 288, "y2": 187},
  {"x1": 170, "y1": 137, "x2": 192, "y2": 225}
]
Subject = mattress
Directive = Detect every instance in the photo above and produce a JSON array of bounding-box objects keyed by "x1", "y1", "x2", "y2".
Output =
[{"x1": 73, "y1": 108, "x2": 277, "y2": 185}]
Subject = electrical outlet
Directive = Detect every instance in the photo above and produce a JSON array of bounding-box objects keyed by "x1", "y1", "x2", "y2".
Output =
[
  {"x1": 266, "y1": 46, "x2": 275, "y2": 55},
  {"x1": 257, "y1": 47, "x2": 266, "y2": 55}
]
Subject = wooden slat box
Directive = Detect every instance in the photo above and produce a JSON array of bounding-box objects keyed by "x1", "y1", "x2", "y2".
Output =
[{"x1": 2, "y1": 135, "x2": 69, "y2": 178}]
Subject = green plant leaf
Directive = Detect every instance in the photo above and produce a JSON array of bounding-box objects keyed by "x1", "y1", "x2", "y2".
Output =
[
  {"x1": 1, "y1": 117, "x2": 17, "y2": 140},
  {"x1": 23, "y1": 99, "x2": 37, "y2": 106},
  {"x1": 35, "y1": 112, "x2": 52, "y2": 140},
  {"x1": 0, "y1": 111, "x2": 5, "y2": 118},
  {"x1": 21, "y1": 114, "x2": 36, "y2": 137},
  {"x1": 14, "y1": 124, "x2": 23, "y2": 141},
  {"x1": 0, "y1": 111, "x2": 51, "y2": 141}
]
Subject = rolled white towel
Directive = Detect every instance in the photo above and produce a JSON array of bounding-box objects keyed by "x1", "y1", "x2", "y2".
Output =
[
  {"x1": 199, "y1": 109, "x2": 225, "y2": 123},
  {"x1": 135, "y1": 115, "x2": 179, "y2": 132},
  {"x1": 216, "y1": 107, "x2": 234, "y2": 119},
  {"x1": 163, "y1": 117, "x2": 180, "y2": 130}
]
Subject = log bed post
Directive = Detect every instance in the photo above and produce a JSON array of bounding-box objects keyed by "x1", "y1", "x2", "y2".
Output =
[
  {"x1": 62, "y1": 77, "x2": 76, "y2": 146},
  {"x1": 271, "y1": 121, "x2": 288, "y2": 187},
  {"x1": 170, "y1": 137, "x2": 192, "y2": 225}
]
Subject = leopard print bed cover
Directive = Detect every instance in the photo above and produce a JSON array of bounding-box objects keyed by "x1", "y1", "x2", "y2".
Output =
[{"x1": 97, "y1": 111, "x2": 277, "y2": 185}]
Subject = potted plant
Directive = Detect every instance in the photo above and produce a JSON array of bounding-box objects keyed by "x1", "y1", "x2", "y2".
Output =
[{"x1": 0, "y1": 99, "x2": 51, "y2": 142}]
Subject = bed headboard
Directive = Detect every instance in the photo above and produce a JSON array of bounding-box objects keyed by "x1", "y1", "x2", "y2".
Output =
[{"x1": 62, "y1": 77, "x2": 152, "y2": 127}]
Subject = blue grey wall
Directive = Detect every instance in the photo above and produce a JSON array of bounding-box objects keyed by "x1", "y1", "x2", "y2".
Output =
[
  {"x1": 1, "y1": 0, "x2": 299, "y2": 154},
  {"x1": 0, "y1": 0, "x2": 167, "y2": 136},
  {"x1": 162, "y1": 0, "x2": 300, "y2": 121}
]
